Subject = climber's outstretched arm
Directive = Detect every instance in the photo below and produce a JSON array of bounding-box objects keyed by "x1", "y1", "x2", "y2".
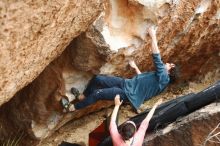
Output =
[
  {"x1": 148, "y1": 26, "x2": 160, "y2": 54},
  {"x1": 129, "y1": 60, "x2": 141, "y2": 74}
]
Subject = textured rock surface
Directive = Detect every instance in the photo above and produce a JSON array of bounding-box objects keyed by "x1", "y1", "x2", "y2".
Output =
[
  {"x1": 0, "y1": 0, "x2": 103, "y2": 106},
  {"x1": 145, "y1": 103, "x2": 220, "y2": 146},
  {"x1": 71, "y1": 26, "x2": 111, "y2": 74},
  {"x1": 0, "y1": 25, "x2": 111, "y2": 144},
  {"x1": 101, "y1": 0, "x2": 220, "y2": 81},
  {"x1": 0, "y1": 0, "x2": 219, "y2": 145}
]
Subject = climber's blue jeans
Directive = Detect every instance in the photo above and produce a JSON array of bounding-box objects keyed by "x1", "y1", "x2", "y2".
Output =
[{"x1": 75, "y1": 75, "x2": 128, "y2": 110}]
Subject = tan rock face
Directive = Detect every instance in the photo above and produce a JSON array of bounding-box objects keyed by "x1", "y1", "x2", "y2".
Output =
[
  {"x1": 0, "y1": 0, "x2": 219, "y2": 145},
  {"x1": 0, "y1": 25, "x2": 111, "y2": 144},
  {"x1": 101, "y1": 0, "x2": 220, "y2": 81},
  {"x1": 0, "y1": 0, "x2": 103, "y2": 106},
  {"x1": 71, "y1": 26, "x2": 111, "y2": 74}
]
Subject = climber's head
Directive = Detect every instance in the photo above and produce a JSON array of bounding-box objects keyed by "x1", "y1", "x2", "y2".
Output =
[
  {"x1": 165, "y1": 63, "x2": 179, "y2": 83},
  {"x1": 119, "y1": 121, "x2": 136, "y2": 140}
]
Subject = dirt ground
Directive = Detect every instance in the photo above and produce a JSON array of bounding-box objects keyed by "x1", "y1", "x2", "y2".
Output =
[{"x1": 40, "y1": 69, "x2": 220, "y2": 146}]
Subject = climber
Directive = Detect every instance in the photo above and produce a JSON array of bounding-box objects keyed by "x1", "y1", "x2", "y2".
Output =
[
  {"x1": 110, "y1": 95, "x2": 162, "y2": 146},
  {"x1": 60, "y1": 26, "x2": 179, "y2": 112}
]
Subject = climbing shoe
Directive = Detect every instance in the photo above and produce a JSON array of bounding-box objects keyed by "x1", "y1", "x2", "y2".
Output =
[
  {"x1": 71, "y1": 87, "x2": 80, "y2": 100},
  {"x1": 60, "y1": 96, "x2": 70, "y2": 112}
]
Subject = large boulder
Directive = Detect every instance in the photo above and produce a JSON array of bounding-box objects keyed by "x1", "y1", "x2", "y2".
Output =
[
  {"x1": 100, "y1": 0, "x2": 220, "y2": 80},
  {"x1": 0, "y1": 25, "x2": 111, "y2": 144},
  {"x1": 0, "y1": 0, "x2": 219, "y2": 145},
  {"x1": 0, "y1": 0, "x2": 103, "y2": 106}
]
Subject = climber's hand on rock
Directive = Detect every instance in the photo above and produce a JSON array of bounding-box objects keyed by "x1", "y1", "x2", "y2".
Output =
[
  {"x1": 155, "y1": 98, "x2": 163, "y2": 107},
  {"x1": 114, "y1": 94, "x2": 123, "y2": 106},
  {"x1": 129, "y1": 60, "x2": 137, "y2": 69},
  {"x1": 148, "y1": 26, "x2": 157, "y2": 38}
]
